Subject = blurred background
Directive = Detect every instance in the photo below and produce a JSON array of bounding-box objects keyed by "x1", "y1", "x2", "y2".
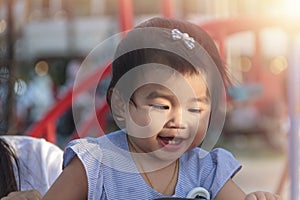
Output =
[{"x1": 1, "y1": 0, "x2": 300, "y2": 199}]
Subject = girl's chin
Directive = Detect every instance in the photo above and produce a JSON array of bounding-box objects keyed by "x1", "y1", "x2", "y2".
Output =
[{"x1": 151, "y1": 147, "x2": 186, "y2": 161}]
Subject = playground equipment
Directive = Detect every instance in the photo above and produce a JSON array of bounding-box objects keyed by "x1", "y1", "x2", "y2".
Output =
[{"x1": 25, "y1": 0, "x2": 174, "y2": 143}]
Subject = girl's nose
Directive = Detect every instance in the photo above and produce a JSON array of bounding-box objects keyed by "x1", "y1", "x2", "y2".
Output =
[{"x1": 165, "y1": 108, "x2": 186, "y2": 129}]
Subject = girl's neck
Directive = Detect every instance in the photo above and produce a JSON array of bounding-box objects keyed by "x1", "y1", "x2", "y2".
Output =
[{"x1": 127, "y1": 138, "x2": 179, "y2": 195}]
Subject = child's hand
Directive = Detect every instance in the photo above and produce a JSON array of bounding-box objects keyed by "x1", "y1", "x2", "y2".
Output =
[
  {"x1": 245, "y1": 191, "x2": 281, "y2": 200},
  {"x1": 0, "y1": 190, "x2": 42, "y2": 200}
]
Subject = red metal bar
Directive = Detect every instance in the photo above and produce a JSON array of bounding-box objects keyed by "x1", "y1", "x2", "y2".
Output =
[
  {"x1": 252, "y1": 31, "x2": 261, "y2": 82},
  {"x1": 95, "y1": 102, "x2": 110, "y2": 135},
  {"x1": 26, "y1": 89, "x2": 74, "y2": 138},
  {"x1": 118, "y1": 0, "x2": 133, "y2": 32},
  {"x1": 26, "y1": 63, "x2": 112, "y2": 141},
  {"x1": 162, "y1": 0, "x2": 174, "y2": 18},
  {"x1": 46, "y1": 122, "x2": 56, "y2": 143},
  {"x1": 71, "y1": 99, "x2": 109, "y2": 139}
]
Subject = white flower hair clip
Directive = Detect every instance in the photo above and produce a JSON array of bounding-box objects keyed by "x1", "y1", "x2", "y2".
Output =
[{"x1": 171, "y1": 29, "x2": 195, "y2": 50}]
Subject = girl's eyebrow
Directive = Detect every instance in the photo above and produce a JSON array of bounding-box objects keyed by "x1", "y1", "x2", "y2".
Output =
[
  {"x1": 146, "y1": 91, "x2": 210, "y2": 104},
  {"x1": 146, "y1": 91, "x2": 174, "y2": 100},
  {"x1": 191, "y1": 97, "x2": 210, "y2": 104}
]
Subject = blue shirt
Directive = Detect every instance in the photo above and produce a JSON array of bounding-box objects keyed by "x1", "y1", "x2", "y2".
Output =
[{"x1": 64, "y1": 130, "x2": 241, "y2": 200}]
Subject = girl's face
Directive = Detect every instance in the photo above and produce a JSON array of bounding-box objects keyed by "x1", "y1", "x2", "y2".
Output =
[{"x1": 124, "y1": 72, "x2": 211, "y2": 161}]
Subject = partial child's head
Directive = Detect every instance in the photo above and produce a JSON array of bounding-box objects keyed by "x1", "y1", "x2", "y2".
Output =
[
  {"x1": 107, "y1": 17, "x2": 228, "y2": 100},
  {"x1": 107, "y1": 17, "x2": 228, "y2": 159}
]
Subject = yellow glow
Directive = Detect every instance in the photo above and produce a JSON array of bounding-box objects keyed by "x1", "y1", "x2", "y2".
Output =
[
  {"x1": 269, "y1": 56, "x2": 288, "y2": 75},
  {"x1": 239, "y1": 56, "x2": 252, "y2": 72},
  {"x1": 283, "y1": 0, "x2": 300, "y2": 17},
  {"x1": 35, "y1": 61, "x2": 49, "y2": 76}
]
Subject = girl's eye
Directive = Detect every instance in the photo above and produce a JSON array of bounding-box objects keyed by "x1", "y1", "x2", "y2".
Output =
[
  {"x1": 150, "y1": 104, "x2": 170, "y2": 110},
  {"x1": 188, "y1": 108, "x2": 202, "y2": 113}
]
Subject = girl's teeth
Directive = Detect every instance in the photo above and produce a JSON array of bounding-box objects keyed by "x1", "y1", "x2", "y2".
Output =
[{"x1": 168, "y1": 140, "x2": 177, "y2": 145}]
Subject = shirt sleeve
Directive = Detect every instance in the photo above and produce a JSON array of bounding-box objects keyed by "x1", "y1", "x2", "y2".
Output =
[
  {"x1": 64, "y1": 138, "x2": 104, "y2": 200},
  {"x1": 38, "y1": 138, "x2": 64, "y2": 190},
  {"x1": 204, "y1": 148, "x2": 242, "y2": 199},
  {"x1": 0, "y1": 136, "x2": 63, "y2": 195}
]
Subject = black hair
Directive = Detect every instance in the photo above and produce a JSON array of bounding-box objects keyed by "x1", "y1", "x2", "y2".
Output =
[
  {"x1": 106, "y1": 17, "x2": 229, "y2": 106},
  {"x1": 0, "y1": 138, "x2": 20, "y2": 198}
]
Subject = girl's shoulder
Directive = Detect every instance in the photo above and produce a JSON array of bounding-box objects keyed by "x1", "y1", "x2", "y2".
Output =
[
  {"x1": 66, "y1": 129, "x2": 126, "y2": 150},
  {"x1": 181, "y1": 148, "x2": 241, "y2": 199},
  {"x1": 63, "y1": 130, "x2": 127, "y2": 168},
  {"x1": 183, "y1": 147, "x2": 240, "y2": 170},
  {"x1": 187, "y1": 147, "x2": 236, "y2": 159}
]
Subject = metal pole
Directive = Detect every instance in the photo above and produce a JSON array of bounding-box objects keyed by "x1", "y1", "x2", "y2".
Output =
[
  {"x1": 162, "y1": 0, "x2": 174, "y2": 18},
  {"x1": 4, "y1": 0, "x2": 16, "y2": 134},
  {"x1": 287, "y1": 34, "x2": 300, "y2": 200},
  {"x1": 118, "y1": 0, "x2": 133, "y2": 33},
  {"x1": 62, "y1": 0, "x2": 75, "y2": 56}
]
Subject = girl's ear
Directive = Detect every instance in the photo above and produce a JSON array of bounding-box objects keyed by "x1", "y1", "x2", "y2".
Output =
[{"x1": 110, "y1": 88, "x2": 126, "y2": 128}]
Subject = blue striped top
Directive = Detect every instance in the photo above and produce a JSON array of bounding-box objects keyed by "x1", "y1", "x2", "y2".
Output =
[{"x1": 64, "y1": 130, "x2": 241, "y2": 200}]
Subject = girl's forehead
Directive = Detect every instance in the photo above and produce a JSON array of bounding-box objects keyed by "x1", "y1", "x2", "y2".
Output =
[
  {"x1": 133, "y1": 73, "x2": 209, "y2": 100},
  {"x1": 134, "y1": 65, "x2": 206, "y2": 83},
  {"x1": 114, "y1": 63, "x2": 210, "y2": 101}
]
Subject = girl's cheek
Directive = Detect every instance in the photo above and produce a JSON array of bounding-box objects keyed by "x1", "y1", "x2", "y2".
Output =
[
  {"x1": 128, "y1": 107, "x2": 150, "y2": 126},
  {"x1": 187, "y1": 113, "x2": 210, "y2": 149},
  {"x1": 127, "y1": 108, "x2": 167, "y2": 138},
  {"x1": 188, "y1": 127, "x2": 207, "y2": 150},
  {"x1": 148, "y1": 111, "x2": 168, "y2": 129}
]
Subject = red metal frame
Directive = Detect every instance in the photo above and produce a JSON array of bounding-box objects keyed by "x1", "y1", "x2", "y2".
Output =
[
  {"x1": 26, "y1": 0, "x2": 135, "y2": 143},
  {"x1": 70, "y1": 98, "x2": 110, "y2": 140},
  {"x1": 119, "y1": 0, "x2": 133, "y2": 33},
  {"x1": 26, "y1": 63, "x2": 112, "y2": 143},
  {"x1": 25, "y1": 0, "x2": 170, "y2": 143},
  {"x1": 26, "y1": 5, "x2": 300, "y2": 146},
  {"x1": 162, "y1": 0, "x2": 174, "y2": 18}
]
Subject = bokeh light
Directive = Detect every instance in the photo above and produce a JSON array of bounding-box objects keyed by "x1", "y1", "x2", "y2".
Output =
[
  {"x1": 269, "y1": 56, "x2": 288, "y2": 75},
  {"x1": 239, "y1": 56, "x2": 252, "y2": 72},
  {"x1": 35, "y1": 60, "x2": 49, "y2": 76}
]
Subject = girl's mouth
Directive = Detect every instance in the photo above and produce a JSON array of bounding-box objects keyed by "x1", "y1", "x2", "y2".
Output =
[{"x1": 158, "y1": 136, "x2": 183, "y2": 149}]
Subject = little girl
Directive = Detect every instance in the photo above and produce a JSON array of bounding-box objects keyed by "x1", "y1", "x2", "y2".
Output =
[{"x1": 42, "y1": 17, "x2": 281, "y2": 200}]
